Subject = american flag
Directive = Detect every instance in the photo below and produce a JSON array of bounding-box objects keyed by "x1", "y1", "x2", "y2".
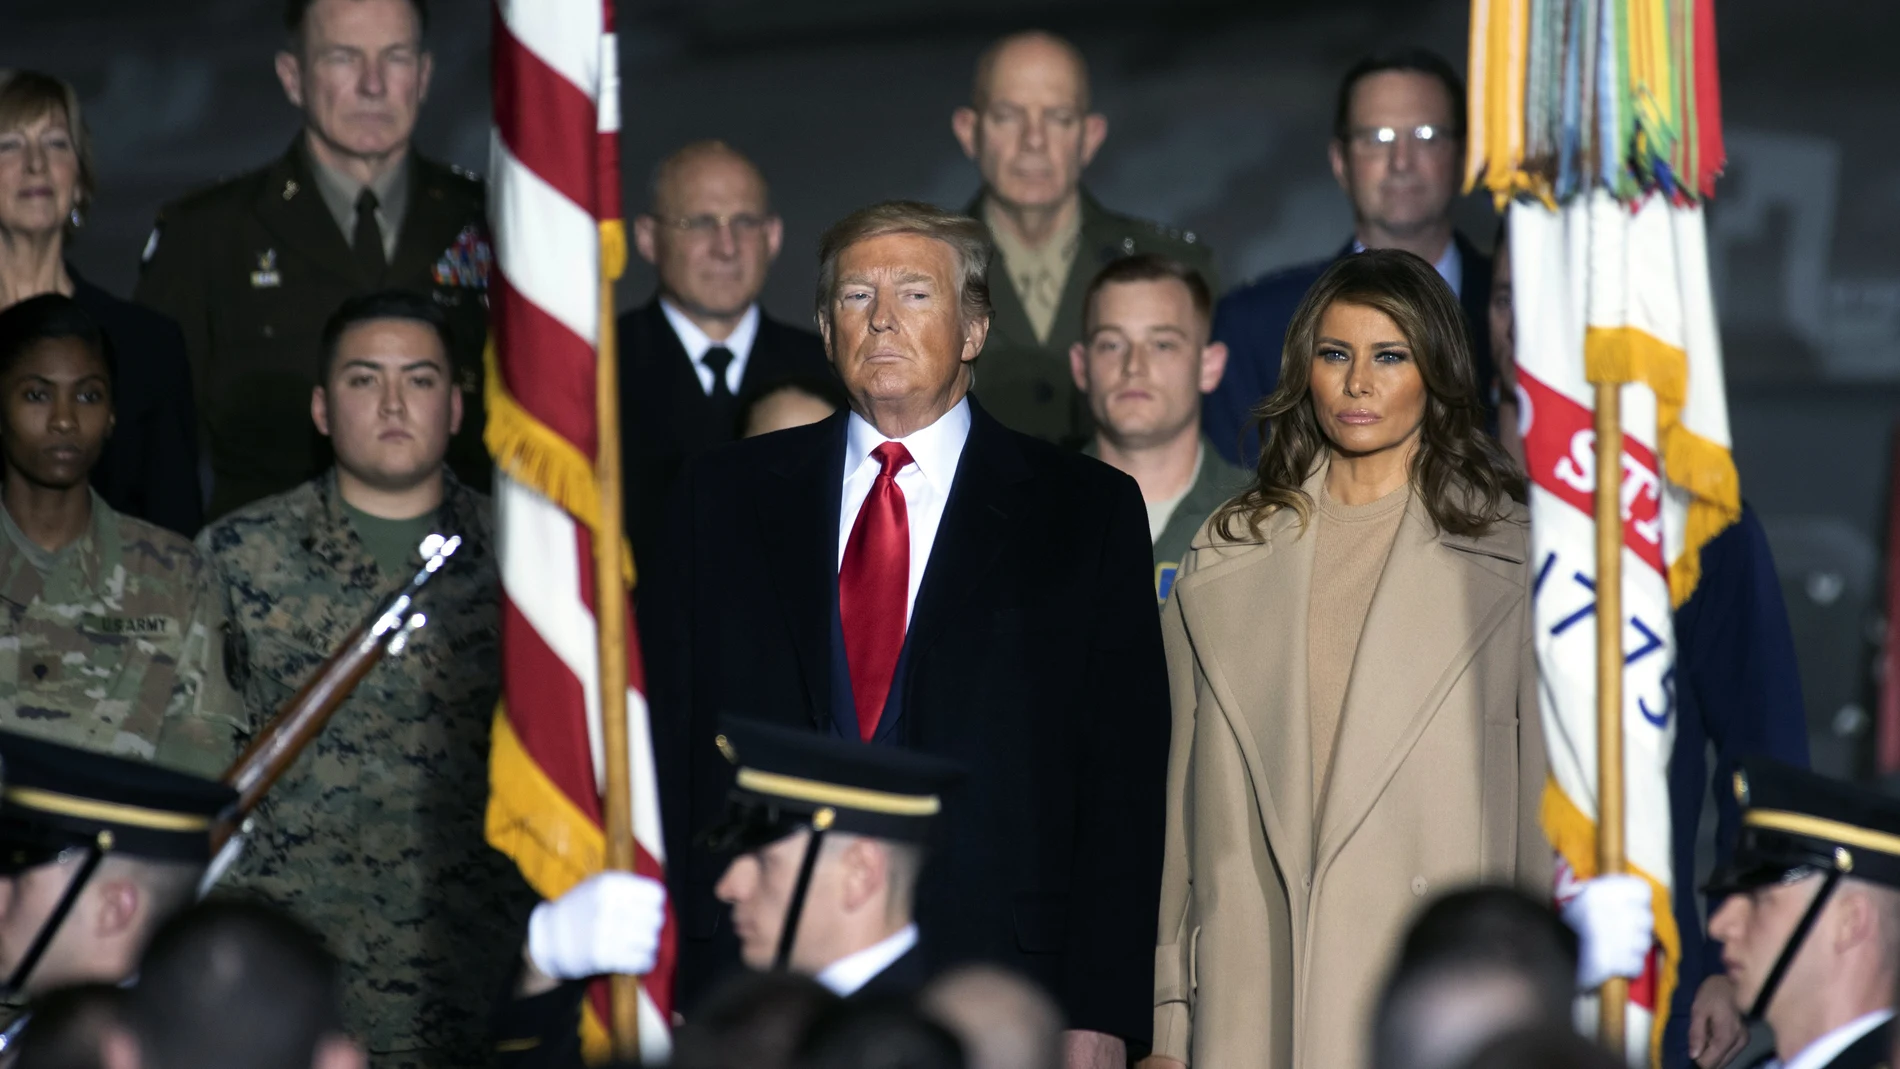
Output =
[{"x1": 484, "y1": 0, "x2": 675, "y2": 1061}]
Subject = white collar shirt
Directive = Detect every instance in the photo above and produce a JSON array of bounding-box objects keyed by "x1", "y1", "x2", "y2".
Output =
[
  {"x1": 837, "y1": 398, "x2": 973, "y2": 626},
  {"x1": 1351, "y1": 236, "x2": 1463, "y2": 298},
  {"x1": 814, "y1": 924, "x2": 919, "y2": 998},
  {"x1": 660, "y1": 298, "x2": 759, "y2": 396},
  {"x1": 1771, "y1": 1009, "x2": 1894, "y2": 1069}
]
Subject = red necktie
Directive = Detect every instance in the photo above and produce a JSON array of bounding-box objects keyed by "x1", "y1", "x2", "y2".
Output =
[{"x1": 839, "y1": 441, "x2": 912, "y2": 740}]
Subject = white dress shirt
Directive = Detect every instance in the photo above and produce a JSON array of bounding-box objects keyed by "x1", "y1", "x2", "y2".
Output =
[
  {"x1": 837, "y1": 398, "x2": 973, "y2": 626},
  {"x1": 1771, "y1": 1009, "x2": 1894, "y2": 1069},
  {"x1": 1351, "y1": 236, "x2": 1464, "y2": 298},
  {"x1": 660, "y1": 298, "x2": 759, "y2": 396},
  {"x1": 814, "y1": 924, "x2": 919, "y2": 997}
]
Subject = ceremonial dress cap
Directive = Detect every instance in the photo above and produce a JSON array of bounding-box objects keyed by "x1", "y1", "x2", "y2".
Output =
[
  {"x1": 701, "y1": 718, "x2": 964, "y2": 853},
  {"x1": 0, "y1": 730, "x2": 235, "y2": 874},
  {"x1": 1707, "y1": 758, "x2": 1900, "y2": 895}
]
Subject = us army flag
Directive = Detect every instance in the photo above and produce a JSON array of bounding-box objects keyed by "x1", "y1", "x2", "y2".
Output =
[{"x1": 1510, "y1": 192, "x2": 1739, "y2": 1065}]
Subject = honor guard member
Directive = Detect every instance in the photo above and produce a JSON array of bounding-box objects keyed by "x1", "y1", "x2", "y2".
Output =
[
  {"x1": 0, "y1": 296, "x2": 241, "y2": 777},
  {"x1": 196, "y1": 291, "x2": 534, "y2": 1069},
  {"x1": 495, "y1": 719, "x2": 962, "y2": 1069},
  {"x1": 1706, "y1": 760, "x2": 1900, "y2": 1069},
  {"x1": 952, "y1": 31, "x2": 1216, "y2": 446},
  {"x1": 0, "y1": 730, "x2": 235, "y2": 1060},
  {"x1": 134, "y1": 0, "x2": 492, "y2": 521}
]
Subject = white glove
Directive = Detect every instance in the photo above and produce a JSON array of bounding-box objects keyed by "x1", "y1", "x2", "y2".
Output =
[
  {"x1": 1562, "y1": 874, "x2": 1655, "y2": 991},
  {"x1": 528, "y1": 872, "x2": 667, "y2": 981}
]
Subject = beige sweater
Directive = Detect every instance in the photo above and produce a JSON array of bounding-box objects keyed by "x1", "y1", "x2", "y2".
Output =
[{"x1": 1305, "y1": 482, "x2": 1409, "y2": 814}]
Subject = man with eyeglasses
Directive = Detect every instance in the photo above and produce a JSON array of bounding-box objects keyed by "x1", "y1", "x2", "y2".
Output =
[
  {"x1": 136, "y1": 0, "x2": 494, "y2": 520},
  {"x1": 618, "y1": 140, "x2": 829, "y2": 574},
  {"x1": 1201, "y1": 48, "x2": 1496, "y2": 464}
]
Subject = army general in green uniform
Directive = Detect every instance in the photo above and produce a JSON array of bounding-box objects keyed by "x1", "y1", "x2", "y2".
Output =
[
  {"x1": 952, "y1": 31, "x2": 1217, "y2": 447},
  {"x1": 0, "y1": 295, "x2": 241, "y2": 778},
  {"x1": 197, "y1": 292, "x2": 534, "y2": 1068},
  {"x1": 134, "y1": 0, "x2": 490, "y2": 521}
]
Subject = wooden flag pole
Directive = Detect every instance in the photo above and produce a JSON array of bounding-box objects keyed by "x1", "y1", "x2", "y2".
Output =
[
  {"x1": 1594, "y1": 381, "x2": 1629, "y2": 1051},
  {"x1": 594, "y1": 246, "x2": 641, "y2": 1060}
]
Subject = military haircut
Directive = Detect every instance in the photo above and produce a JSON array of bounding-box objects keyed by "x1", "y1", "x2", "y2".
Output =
[
  {"x1": 316, "y1": 288, "x2": 455, "y2": 383},
  {"x1": 0, "y1": 293, "x2": 114, "y2": 386},
  {"x1": 121, "y1": 900, "x2": 344, "y2": 1069},
  {"x1": 283, "y1": 0, "x2": 429, "y2": 51},
  {"x1": 645, "y1": 139, "x2": 772, "y2": 217},
  {"x1": 969, "y1": 30, "x2": 1092, "y2": 113},
  {"x1": 1081, "y1": 253, "x2": 1215, "y2": 336},
  {"x1": 1332, "y1": 48, "x2": 1468, "y2": 143}
]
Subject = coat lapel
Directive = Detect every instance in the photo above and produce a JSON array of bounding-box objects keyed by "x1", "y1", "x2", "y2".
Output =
[
  {"x1": 1173, "y1": 506, "x2": 1318, "y2": 886},
  {"x1": 254, "y1": 141, "x2": 363, "y2": 288},
  {"x1": 755, "y1": 414, "x2": 847, "y2": 728},
  {"x1": 387, "y1": 159, "x2": 465, "y2": 284},
  {"x1": 902, "y1": 402, "x2": 1024, "y2": 666},
  {"x1": 1313, "y1": 494, "x2": 1526, "y2": 872}
]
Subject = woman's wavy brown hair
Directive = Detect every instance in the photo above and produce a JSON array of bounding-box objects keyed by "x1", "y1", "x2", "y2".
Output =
[{"x1": 1213, "y1": 248, "x2": 1525, "y2": 541}]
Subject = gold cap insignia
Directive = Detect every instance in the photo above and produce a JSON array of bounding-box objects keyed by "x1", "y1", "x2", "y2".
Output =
[
  {"x1": 1733, "y1": 771, "x2": 1750, "y2": 807},
  {"x1": 812, "y1": 807, "x2": 835, "y2": 831},
  {"x1": 714, "y1": 734, "x2": 737, "y2": 763}
]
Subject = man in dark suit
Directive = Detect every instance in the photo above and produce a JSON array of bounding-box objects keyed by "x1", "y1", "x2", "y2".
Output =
[
  {"x1": 1204, "y1": 48, "x2": 1494, "y2": 464},
  {"x1": 620, "y1": 141, "x2": 829, "y2": 574},
  {"x1": 134, "y1": 0, "x2": 492, "y2": 521},
  {"x1": 645, "y1": 201, "x2": 1169, "y2": 1068}
]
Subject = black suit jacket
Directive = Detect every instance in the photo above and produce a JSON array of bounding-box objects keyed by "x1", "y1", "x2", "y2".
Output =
[
  {"x1": 1817, "y1": 1021, "x2": 1893, "y2": 1069},
  {"x1": 70, "y1": 269, "x2": 204, "y2": 536},
  {"x1": 644, "y1": 399, "x2": 1170, "y2": 1045},
  {"x1": 617, "y1": 298, "x2": 829, "y2": 576}
]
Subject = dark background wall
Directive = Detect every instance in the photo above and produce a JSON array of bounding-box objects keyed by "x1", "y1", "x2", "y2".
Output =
[{"x1": 7, "y1": 0, "x2": 1896, "y2": 775}]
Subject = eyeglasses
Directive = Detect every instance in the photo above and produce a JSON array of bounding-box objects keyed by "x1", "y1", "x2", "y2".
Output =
[
  {"x1": 656, "y1": 213, "x2": 770, "y2": 239},
  {"x1": 1347, "y1": 124, "x2": 1457, "y2": 152}
]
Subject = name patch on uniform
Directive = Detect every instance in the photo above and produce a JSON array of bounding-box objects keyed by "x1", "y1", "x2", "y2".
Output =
[
  {"x1": 250, "y1": 249, "x2": 281, "y2": 289},
  {"x1": 434, "y1": 225, "x2": 492, "y2": 289},
  {"x1": 82, "y1": 614, "x2": 178, "y2": 637}
]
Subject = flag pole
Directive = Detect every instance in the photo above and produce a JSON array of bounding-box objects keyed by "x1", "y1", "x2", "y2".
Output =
[
  {"x1": 594, "y1": 234, "x2": 641, "y2": 1059},
  {"x1": 1594, "y1": 381, "x2": 1628, "y2": 1050}
]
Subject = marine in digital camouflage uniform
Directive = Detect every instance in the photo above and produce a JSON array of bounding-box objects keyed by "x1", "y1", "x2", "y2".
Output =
[
  {"x1": 0, "y1": 488, "x2": 242, "y2": 779},
  {"x1": 196, "y1": 470, "x2": 535, "y2": 1069}
]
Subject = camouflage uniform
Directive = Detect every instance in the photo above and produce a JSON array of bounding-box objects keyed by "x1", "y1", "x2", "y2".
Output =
[
  {"x1": 196, "y1": 471, "x2": 535, "y2": 1069},
  {"x1": 0, "y1": 491, "x2": 243, "y2": 777}
]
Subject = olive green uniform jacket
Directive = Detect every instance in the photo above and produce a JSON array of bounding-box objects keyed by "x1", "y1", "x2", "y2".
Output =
[
  {"x1": 135, "y1": 137, "x2": 493, "y2": 520},
  {"x1": 196, "y1": 471, "x2": 536, "y2": 1068},
  {"x1": 1082, "y1": 438, "x2": 1250, "y2": 604},
  {"x1": 967, "y1": 189, "x2": 1217, "y2": 446}
]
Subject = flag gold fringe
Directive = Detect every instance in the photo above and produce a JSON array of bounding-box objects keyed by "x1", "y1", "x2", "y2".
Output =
[
  {"x1": 1543, "y1": 776, "x2": 1680, "y2": 1068},
  {"x1": 1582, "y1": 325, "x2": 1741, "y2": 607},
  {"x1": 486, "y1": 707, "x2": 617, "y2": 1064}
]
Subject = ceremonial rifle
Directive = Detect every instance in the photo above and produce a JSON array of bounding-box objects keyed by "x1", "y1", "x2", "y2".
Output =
[{"x1": 210, "y1": 533, "x2": 462, "y2": 855}]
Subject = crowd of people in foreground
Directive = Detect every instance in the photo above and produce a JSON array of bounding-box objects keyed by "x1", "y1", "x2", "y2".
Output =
[{"x1": 0, "y1": 0, "x2": 1840, "y2": 1066}]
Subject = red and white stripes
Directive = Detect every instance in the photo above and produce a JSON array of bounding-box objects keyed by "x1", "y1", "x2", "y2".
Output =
[{"x1": 488, "y1": 1, "x2": 674, "y2": 1061}]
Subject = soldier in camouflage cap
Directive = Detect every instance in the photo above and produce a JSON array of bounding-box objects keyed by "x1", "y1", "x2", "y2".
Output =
[
  {"x1": 0, "y1": 295, "x2": 241, "y2": 778},
  {"x1": 196, "y1": 290, "x2": 534, "y2": 1069}
]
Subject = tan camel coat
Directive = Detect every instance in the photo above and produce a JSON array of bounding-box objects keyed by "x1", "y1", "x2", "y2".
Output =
[{"x1": 1151, "y1": 477, "x2": 1551, "y2": 1069}]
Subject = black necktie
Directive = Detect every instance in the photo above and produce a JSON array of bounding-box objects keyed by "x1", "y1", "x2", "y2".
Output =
[
  {"x1": 353, "y1": 189, "x2": 387, "y2": 282},
  {"x1": 702, "y1": 346, "x2": 737, "y2": 437}
]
